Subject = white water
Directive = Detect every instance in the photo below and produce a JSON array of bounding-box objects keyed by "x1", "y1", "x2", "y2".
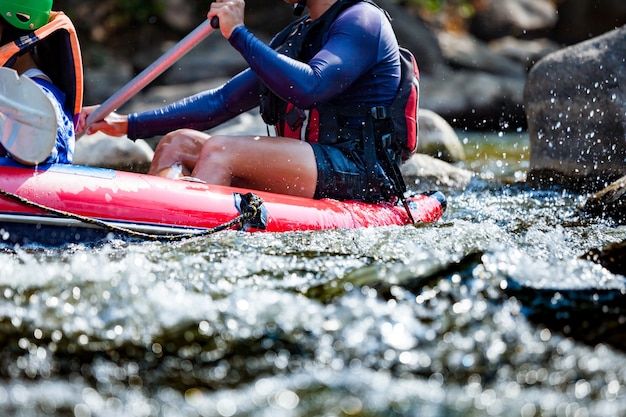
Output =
[{"x1": 0, "y1": 133, "x2": 625, "y2": 417}]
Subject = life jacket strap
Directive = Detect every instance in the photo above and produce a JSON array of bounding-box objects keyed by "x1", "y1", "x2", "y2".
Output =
[{"x1": 362, "y1": 106, "x2": 414, "y2": 221}]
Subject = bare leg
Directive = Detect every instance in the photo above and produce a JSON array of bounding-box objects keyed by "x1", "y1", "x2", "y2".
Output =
[
  {"x1": 148, "y1": 129, "x2": 207, "y2": 178},
  {"x1": 192, "y1": 134, "x2": 317, "y2": 198},
  {"x1": 149, "y1": 129, "x2": 318, "y2": 198}
]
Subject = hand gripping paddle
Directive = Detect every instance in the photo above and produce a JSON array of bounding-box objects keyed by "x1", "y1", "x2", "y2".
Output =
[{"x1": 0, "y1": 67, "x2": 56, "y2": 165}]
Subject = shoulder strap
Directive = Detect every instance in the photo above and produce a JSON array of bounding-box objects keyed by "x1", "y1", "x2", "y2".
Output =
[{"x1": 268, "y1": 15, "x2": 309, "y2": 50}]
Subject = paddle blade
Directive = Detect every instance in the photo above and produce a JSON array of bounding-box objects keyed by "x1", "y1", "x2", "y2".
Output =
[{"x1": 0, "y1": 68, "x2": 57, "y2": 165}]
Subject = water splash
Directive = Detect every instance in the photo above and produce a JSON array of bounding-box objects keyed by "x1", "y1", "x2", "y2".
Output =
[{"x1": 0, "y1": 139, "x2": 625, "y2": 416}]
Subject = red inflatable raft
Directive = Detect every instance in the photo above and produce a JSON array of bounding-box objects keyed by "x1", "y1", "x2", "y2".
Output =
[{"x1": 0, "y1": 159, "x2": 446, "y2": 245}]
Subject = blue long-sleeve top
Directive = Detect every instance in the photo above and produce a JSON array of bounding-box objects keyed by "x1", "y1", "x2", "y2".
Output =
[{"x1": 127, "y1": 2, "x2": 400, "y2": 140}]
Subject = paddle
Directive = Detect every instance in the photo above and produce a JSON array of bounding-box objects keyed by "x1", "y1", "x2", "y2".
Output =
[
  {"x1": 0, "y1": 67, "x2": 57, "y2": 165},
  {"x1": 82, "y1": 17, "x2": 220, "y2": 134}
]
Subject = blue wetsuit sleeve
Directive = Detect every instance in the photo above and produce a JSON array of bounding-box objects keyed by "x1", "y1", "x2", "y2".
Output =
[
  {"x1": 228, "y1": 4, "x2": 389, "y2": 108},
  {"x1": 127, "y1": 68, "x2": 260, "y2": 140}
]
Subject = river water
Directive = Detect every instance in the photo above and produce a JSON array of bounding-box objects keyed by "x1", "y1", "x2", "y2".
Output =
[{"x1": 1, "y1": 131, "x2": 625, "y2": 417}]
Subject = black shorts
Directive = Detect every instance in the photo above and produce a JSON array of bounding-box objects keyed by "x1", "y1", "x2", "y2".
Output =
[{"x1": 310, "y1": 143, "x2": 391, "y2": 201}]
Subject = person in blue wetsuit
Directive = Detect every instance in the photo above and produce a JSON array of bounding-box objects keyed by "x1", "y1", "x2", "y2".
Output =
[
  {"x1": 0, "y1": 0, "x2": 75, "y2": 164},
  {"x1": 81, "y1": 0, "x2": 402, "y2": 202}
]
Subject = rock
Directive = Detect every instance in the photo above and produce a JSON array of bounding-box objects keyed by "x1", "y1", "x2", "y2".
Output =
[
  {"x1": 505, "y1": 253, "x2": 626, "y2": 348},
  {"x1": 74, "y1": 132, "x2": 154, "y2": 172},
  {"x1": 436, "y1": 31, "x2": 526, "y2": 78},
  {"x1": 421, "y1": 69, "x2": 526, "y2": 130},
  {"x1": 580, "y1": 239, "x2": 626, "y2": 277},
  {"x1": 489, "y1": 36, "x2": 562, "y2": 71},
  {"x1": 470, "y1": 0, "x2": 558, "y2": 40},
  {"x1": 525, "y1": 25, "x2": 626, "y2": 192},
  {"x1": 401, "y1": 153, "x2": 474, "y2": 192},
  {"x1": 582, "y1": 176, "x2": 626, "y2": 224},
  {"x1": 418, "y1": 109, "x2": 465, "y2": 162}
]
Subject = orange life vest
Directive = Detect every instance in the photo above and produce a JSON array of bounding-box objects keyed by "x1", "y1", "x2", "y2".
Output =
[{"x1": 0, "y1": 11, "x2": 83, "y2": 128}]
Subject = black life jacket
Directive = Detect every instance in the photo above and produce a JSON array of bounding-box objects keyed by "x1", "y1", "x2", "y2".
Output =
[{"x1": 259, "y1": 0, "x2": 419, "y2": 164}]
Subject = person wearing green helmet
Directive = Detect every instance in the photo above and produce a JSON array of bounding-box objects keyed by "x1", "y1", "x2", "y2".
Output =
[
  {"x1": 0, "y1": 0, "x2": 74, "y2": 165},
  {"x1": 0, "y1": 0, "x2": 52, "y2": 31}
]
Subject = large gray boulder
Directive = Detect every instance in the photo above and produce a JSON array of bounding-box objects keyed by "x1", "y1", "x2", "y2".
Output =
[{"x1": 524, "y1": 25, "x2": 626, "y2": 191}]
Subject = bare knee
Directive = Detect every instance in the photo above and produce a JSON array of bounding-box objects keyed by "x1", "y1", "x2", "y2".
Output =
[
  {"x1": 197, "y1": 135, "x2": 231, "y2": 160},
  {"x1": 190, "y1": 135, "x2": 243, "y2": 184},
  {"x1": 157, "y1": 129, "x2": 206, "y2": 151},
  {"x1": 149, "y1": 129, "x2": 209, "y2": 176}
]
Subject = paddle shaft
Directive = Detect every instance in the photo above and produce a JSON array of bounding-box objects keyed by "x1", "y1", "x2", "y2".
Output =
[{"x1": 84, "y1": 17, "x2": 219, "y2": 131}]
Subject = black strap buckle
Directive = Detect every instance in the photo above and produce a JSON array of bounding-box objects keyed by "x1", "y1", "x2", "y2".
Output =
[{"x1": 370, "y1": 106, "x2": 390, "y2": 120}]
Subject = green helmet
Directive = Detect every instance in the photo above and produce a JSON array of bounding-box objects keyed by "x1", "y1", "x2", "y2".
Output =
[{"x1": 0, "y1": 0, "x2": 52, "y2": 31}]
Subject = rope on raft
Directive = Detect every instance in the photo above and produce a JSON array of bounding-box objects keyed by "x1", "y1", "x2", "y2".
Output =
[{"x1": 0, "y1": 188, "x2": 266, "y2": 241}]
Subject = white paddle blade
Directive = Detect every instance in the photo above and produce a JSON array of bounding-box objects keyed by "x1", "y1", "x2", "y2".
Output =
[{"x1": 0, "y1": 68, "x2": 57, "y2": 165}]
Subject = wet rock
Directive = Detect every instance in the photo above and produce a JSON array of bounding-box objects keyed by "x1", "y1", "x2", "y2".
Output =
[
  {"x1": 582, "y1": 176, "x2": 626, "y2": 224},
  {"x1": 74, "y1": 132, "x2": 154, "y2": 172},
  {"x1": 401, "y1": 153, "x2": 474, "y2": 192},
  {"x1": 525, "y1": 25, "x2": 626, "y2": 192},
  {"x1": 505, "y1": 272, "x2": 626, "y2": 350},
  {"x1": 418, "y1": 109, "x2": 465, "y2": 163},
  {"x1": 427, "y1": 30, "x2": 555, "y2": 131},
  {"x1": 580, "y1": 240, "x2": 626, "y2": 277}
]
